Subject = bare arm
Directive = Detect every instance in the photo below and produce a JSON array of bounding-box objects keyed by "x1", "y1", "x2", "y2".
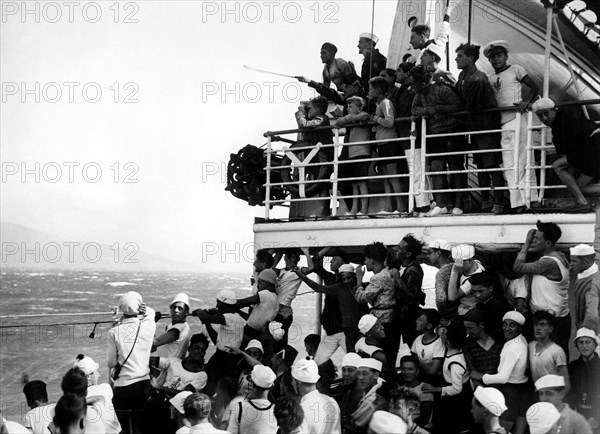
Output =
[
  {"x1": 448, "y1": 263, "x2": 464, "y2": 302},
  {"x1": 520, "y1": 75, "x2": 539, "y2": 109},
  {"x1": 153, "y1": 328, "x2": 180, "y2": 351},
  {"x1": 235, "y1": 294, "x2": 260, "y2": 309}
]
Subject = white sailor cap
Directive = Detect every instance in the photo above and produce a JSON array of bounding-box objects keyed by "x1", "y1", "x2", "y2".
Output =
[
  {"x1": 73, "y1": 355, "x2": 99, "y2": 375},
  {"x1": 341, "y1": 352, "x2": 362, "y2": 368},
  {"x1": 451, "y1": 244, "x2": 475, "y2": 260},
  {"x1": 502, "y1": 310, "x2": 526, "y2": 326},
  {"x1": 473, "y1": 386, "x2": 507, "y2": 417},
  {"x1": 570, "y1": 244, "x2": 595, "y2": 256},
  {"x1": 359, "y1": 32, "x2": 379, "y2": 44},
  {"x1": 358, "y1": 314, "x2": 378, "y2": 334},
  {"x1": 526, "y1": 402, "x2": 560, "y2": 434},
  {"x1": 368, "y1": 411, "x2": 408, "y2": 434},
  {"x1": 339, "y1": 264, "x2": 356, "y2": 274},
  {"x1": 483, "y1": 40, "x2": 510, "y2": 57},
  {"x1": 574, "y1": 327, "x2": 599, "y2": 345},
  {"x1": 269, "y1": 321, "x2": 285, "y2": 341},
  {"x1": 292, "y1": 358, "x2": 320, "y2": 383},
  {"x1": 428, "y1": 239, "x2": 452, "y2": 252},
  {"x1": 170, "y1": 293, "x2": 190, "y2": 310},
  {"x1": 251, "y1": 365, "x2": 276, "y2": 388},
  {"x1": 358, "y1": 358, "x2": 383, "y2": 372},
  {"x1": 119, "y1": 291, "x2": 143, "y2": 315},
  {"x1": 217, "y1": 289, "x2": 237, "y2": 305},
  {"x1": 532, "y1": 98, "x2": 556, "y2": 112},
  {"x1": 535, "y1": 374, "x2": 565, "y2": 391},
  {"x1": 424, "y1": 43, "x2": 444, "y2": 62},
  {"x1": 245, "y1": 339, "x2": 264, "y2": 353}
]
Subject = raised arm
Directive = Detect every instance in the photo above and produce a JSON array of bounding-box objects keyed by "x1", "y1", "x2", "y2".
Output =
[
  {"x1": 294, "y1": 267, "x2": 340, "y2": 296},
  {"x1": 448, "y1": 262, "x2": 465, "y2": 302}
]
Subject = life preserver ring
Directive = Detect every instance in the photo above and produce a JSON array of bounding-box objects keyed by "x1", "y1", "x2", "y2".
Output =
[{"x1": 280, "y1": 145, "x2": 331, "y2": 198}]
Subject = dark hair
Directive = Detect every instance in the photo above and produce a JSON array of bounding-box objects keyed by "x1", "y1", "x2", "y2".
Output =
[
  {"x1": 402, "y1": 53, "x2": 416, "y2": 63},
  {"x1": 411, "y1": 24, "x2": 431, "y2": 37},
  {"x1": 256, "y1": 249, "x2": 274, "y2": 268},
  {"x1": 274, "y1": 395, "x2": 304, "y2": 433},
  {"x1": 420, "y1": 309, "x2": 441, "y2": 329},
  {"x1": 368, "y1": 76, "x2": 389, "y2": 95},
  {"x1": 310, "y1": 96, "x2": 328, "y2": 115},
  {"x1": 330, "y1": 247, "x2": 350, "y2": 263},
  {"x1": 409, "y1": 65, "x2": 434, "y2": 85},
  {"x1": 23, "y1": 380, "x2": 48, "y2": 406},
  {"x1": 397, "y1": 62, "x2": 414, "y2": 74},
  {"x1": 402, "y1": 234, "x2": 424, "y2": 259},
  {"x1": 389, "y1": 385, "x2": 420, "y2": 406},
  {"x1": 469, "y1": 271, "x2": 493, "y2": 288},
  {"x1": 211, "y1": 376, "x2": 239, "y2": 418},
  {"x1": 363, "y1": 242, "x2": 388, "y2": 263},
  {"x1": 445, "y1": 320, "x2": 467, "y2": 349},
  {"x1": 382, "y1": 68, "x2": 397, "y2": 78},
  {"x1": 53, "y1": 394, "x2": 86, "y2": 433},
  {"x1": 536, "y1": 221, "x2": 562, "y2": 245},
  {"x1": 463, "y1": 307, "x2": 486, "y2": 324},
  {"x1": 399, "y1": 355, "x2": 420, "y2": 368},
  {"x1": 386, "y1": 246, "x2": 402, "y2": 269},
  {"x1": 284, "y1": 247, "x2": 302, "y2": 258},
  {"x1": 61, "y1": 367, "x2": 88, "y2": 397},
  {"x1": 190, "y1": 333, "x2": 209, "y2": 347},
  {"x1": 304, "y1": 334, "x2": 321, "y2": 347},
  {"x1": 533, "y1": 310, "x2": 557, "y2": 327},
  {"x1": 456, "y1": 43, "x2": 480, "y2": 63}
]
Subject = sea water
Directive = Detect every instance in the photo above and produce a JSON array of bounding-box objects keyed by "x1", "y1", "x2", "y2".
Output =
[{"x1": 0, "y1": 268, "x2": 319, "y2": 424}]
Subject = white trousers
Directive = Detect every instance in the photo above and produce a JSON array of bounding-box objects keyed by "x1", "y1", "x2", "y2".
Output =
[
  {"x1": 314, "y1": 331, "x2": 346, "y2": 365},
  {"x1": 500, "y1": 117, "x2": 539, "y2": 208}
]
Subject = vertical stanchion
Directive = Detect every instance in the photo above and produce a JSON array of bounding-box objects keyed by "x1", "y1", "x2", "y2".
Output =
[
  {"x1": 539, "y1": 127, "x2": 548, "y2": 203},
  {"x1": 408, "y1": 120, "x2": 416, "y2": 213},
  {"x1": 314, "y1": 275, "x2": 322, "y2": 337},
  {"x1": 525, "y1": 111, "x2": 533, "y2": 206},
  {"x1": 420, "y1": 117, "x2": 427, "y2": 200},
  {"x1": 265, "y1": 135, "x2": 272, "y2": 219},
  {"x1": 331, "y1": 129, "x2": 340, "y2": 217},
  {"x1": 543, "y1": 6, "x2": 553, "y2": 98},
  {"x1": 513, "y1": 111, "x2": 521, "y2": 199}
]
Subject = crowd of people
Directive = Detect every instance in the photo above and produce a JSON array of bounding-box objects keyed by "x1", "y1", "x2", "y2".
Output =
[
  {"x1": 7, "y1": 219, "x2": 599, "y2": 434},
  {"x1": 289, "y1": 3, "x2": 598, "y2": 217}
]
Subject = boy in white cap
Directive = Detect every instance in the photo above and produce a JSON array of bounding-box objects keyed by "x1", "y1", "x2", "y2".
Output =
[
  {"x1": 535, "y1": 374, "x2": 593, "y2": 433},
  {"x1": 448, "y1": 244, "x2": 485, "y2": 316},
  {"x1": 532, "y1": 97, "x2": 600, "y2": 212},
  {"x1": 428, "y1": 239, "x2": 455, "y2": 317},
  {"x1": 526, "y1": 402, "x2": 560, "y2": 434},
  {"x1": 357, "y1": 32, "x2": 387, "y2": 95},
  {"x1": 73, "y1": 354, "x2": 121, "y2": 433},
  {"x1": 567, "y1": 328, "x2": 600, "y2": 425},
  {"x1": 107, "y1": 291, "x2": 156, "y2": 434},
  {"x1": 472, "y1": 386, "x2": 508, "y2": 434},
  {"x1": 355, "y1": 314, "x2": 387, "y2": 368},
  {"x1": 471, "y1": 311, "x2": 531, "y2": 434},
  {"x1": 420, "y1": 43, "x2": 456, "y2": 87},
  {"x1": 192, "y1": 289, "x2": 246, "y2": 395},
  {"x1": 339, "y1": 352, "x2": 363, "y2": 427},
  {"x1": 367, "y1": 410, "x2": 408, "y2": 434},
  {"x1": 153, "y1": 293, "x2": 192, "y2": 360},
  {"x1": 569, "y1": 244, "x2": 599, "y2": 331},
  {"x1": 514, "y1": 221, "x2": 571, "y2": 357},
  {"x1": 228, "y1": 339, "x2": 265, "y2": 398},
  {"x1": 292, "y1": 358, "x2": 341, "y2": 433},
  {"x1": 227, "y1": 365, "x2": 278, "y2": 434},
  {"x1": 349, "y1": 359, "x2": 386, "y2": 432},
  {"x1": 484, "y1": 39, "x2": 540, "y2": 212}
]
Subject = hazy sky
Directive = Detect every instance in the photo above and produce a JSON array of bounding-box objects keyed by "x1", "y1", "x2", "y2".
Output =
[{"x1": 1, "y1": 1, "x2": 398, "y2": 272}]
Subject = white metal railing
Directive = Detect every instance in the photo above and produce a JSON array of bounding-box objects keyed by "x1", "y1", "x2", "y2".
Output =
[{"x1": 261, "y1": 100, "x2": 599, "y2": 220}]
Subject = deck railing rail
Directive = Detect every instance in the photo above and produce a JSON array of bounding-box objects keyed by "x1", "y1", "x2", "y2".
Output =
[{"x1": 261, "y1": 99, "x2": 600, "y2": 219}]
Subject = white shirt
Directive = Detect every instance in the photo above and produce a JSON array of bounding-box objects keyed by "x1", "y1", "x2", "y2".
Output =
[
  {"x1": 158, "y1": 357, "x2": 208, "y2": 391},
  {"x1": 247, "y1": 290, "x2": 278, "y2": 330},
  {"x1": 107, "y1": 307, "x2": 157, "y2": 387},
  {"x1": 487, "y1": 64, "x2": 528, "y2": 124},
  {"x1": 87, "y1": 383, "x2": 121, "y2": 434},
  {"x1": 299, "y1": 389, "x2": 341, "y2": 434},
  {"x1": 216, "y1": 313, "x2": 246, "y2": 351},
  {"x1": 355, "y1": 337, "x2": 383, "y2": 358},
  {"x1": 227, "y1": 398, "x2": 278, "y2": 434},
  {"x1": 483, "y1": 334, "x2": 529, "y2": 385},
  {"x1": 416, "y1": 20, "x2": 450, "y2": 63},
  {"x1": 411, "y1": 335, "x2": 445, "y2": 365},
  {"x1": 188, "y1": 421, "x2": 229, "y2": 433},
  {"x1": 530, "y1": 256, "x2": 570, "y2": 317},
  {"x1": 157, "y1": 322, "x2": 191, "y2": 359},
  {"x1": 276, "y1": 269, "x2": 303, "y2": 307},
  {"x1": 24, "y1": 404, "x2": 55, "y2": 434}
]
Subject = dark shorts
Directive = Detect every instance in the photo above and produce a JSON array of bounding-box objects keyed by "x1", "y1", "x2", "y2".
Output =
[
  {"x1": 567, "y1": 134, "x2": 600, "y2": 178},
  {"x1": 471, "y1": 132, "x2": 503, "y2": 168},
  {"x1": 377, "y1": 140, "x2": 405, "y2": 164},
  {"x1": 341, "y1": 155, "x2": 371, "y2": 180},
  {"x1": 426, "y1": 128, "x2": 467, "y2": 166},
  {"x1": 113, "y1": 379, "x2": 151, "y2": 411}
]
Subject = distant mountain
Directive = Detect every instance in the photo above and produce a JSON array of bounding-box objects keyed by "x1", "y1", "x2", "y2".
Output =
[{"x1": 1, "y1": 222, "x2": 200, "y2": 272}]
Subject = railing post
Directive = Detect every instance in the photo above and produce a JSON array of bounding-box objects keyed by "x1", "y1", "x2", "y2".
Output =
[
  {"x1": 420, "y1": 117, "x2": 427, "y2": 200},
  {"x1": 408, "y1": 120, "x2": 416, "y2": 213},
  {"x1": 331, "y1": 129, "x2": 340, "y2": 216},
  {"x1": 265, "y1": 135, "x2": 272, "y2": 219},
  {"x1": 539, "y1": 125, "x2": 548, "y2": 203},
  {"x1": 513, "y1": 111, "x2": 522, "y2": 200},
  {"x1": 525, "y1": 111, "x2": 533, "y2": 206}
]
